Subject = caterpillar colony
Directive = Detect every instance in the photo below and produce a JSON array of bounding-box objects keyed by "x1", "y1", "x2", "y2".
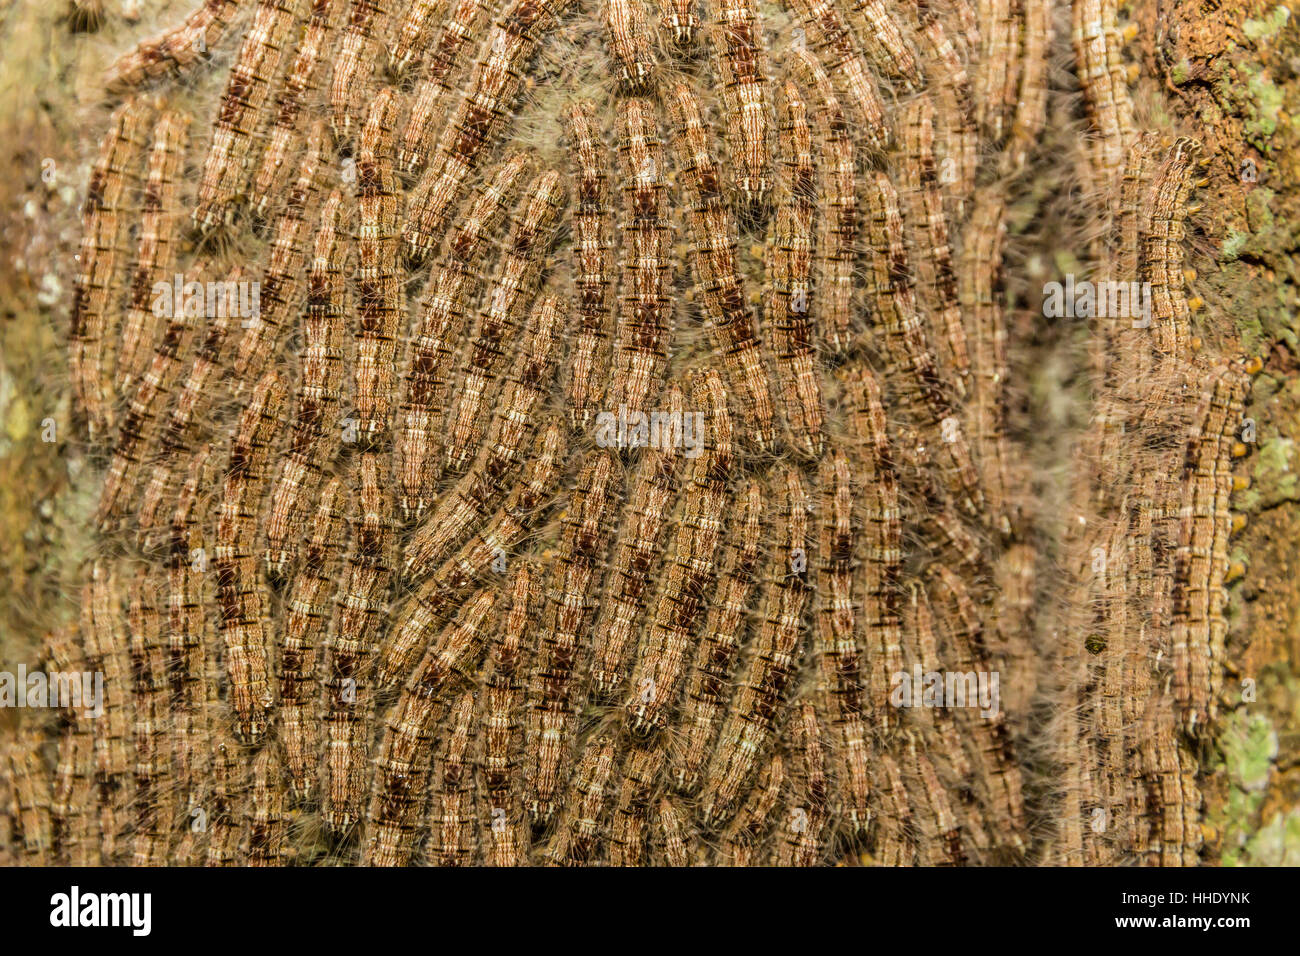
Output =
[{"x1": 1, "y1": 0, "x2": 1267, "y2": 867}]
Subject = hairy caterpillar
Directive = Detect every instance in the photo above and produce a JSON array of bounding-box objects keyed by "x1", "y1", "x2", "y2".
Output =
[
  {"x1": 192, "y1": 0, "x2": 302, "y2": 231},
  {"x1": 104, "y1": 0, "x2": 243, "y2": 92},
  {"x1": 563, "y1": 102, "x2": 616, "y2": 430},
  {"x1": 523, "y1": 453, "x2": 621, "y2": 824},
  {"x1": 70, "y1": 99, "x2": 150, "y2": 440},
  {"x1": 396, "y1": 152, "x2": 532, "y2": 521},
  {"x1": 214, "y1": 371, "x2": 286, "y2": 742},
  {"x1": 765, "y1": 80, "x2": 825, "y2": 459},
  {"x1": 263, "y1": 190, "x2": 349, "y2": 580},
  {"x1": 401, "y1": 0, "x2": 573, "y2": 263}
]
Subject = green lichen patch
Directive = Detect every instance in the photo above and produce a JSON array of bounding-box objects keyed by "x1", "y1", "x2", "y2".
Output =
[
  {"x1": 1243, "y1": 5, "x2": 1292, "y2": 42},
  {"x1": 1233, "y1": 808, "x2": 1300, "y2": 864},
  {"x1": 1221, "y1": 710, "x2": 1278, "y2": 791},
  {"x1": 1210, "y1": 710, "x2": 1284, "y2": 865},
  {"x1": 1246, "y1": 435, "x2": 1299, "y2": 508}
]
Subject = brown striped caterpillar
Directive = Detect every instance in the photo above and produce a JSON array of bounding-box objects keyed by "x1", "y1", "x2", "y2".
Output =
[
  {"x1": 127, "y1": 566, "x2": 172, "y2": 866},
  {"x1": 364, "y1": 587, "x2": 498, "y2": 866},
  {"x1": 991, "y1": 539, "x2": 1038, "y2": 720},
  {"x1": 214, "y1": 370, "x2": 286, "y2": 741},
  {"x1": 277, "y1": 477, "x2": 347, "y2": 800},
  {"x1": 231, "y1": 133, "x2": 324, "y2": 395},
  {"x1": 1103, "y1": 134, "x2": 1161, "y2": 366},
  {"x1": 1085, "y1": 519, "x2": 1138, "y2": 862},
  {"x1": 840, "y1": 362, "x2": 903, "y2": 734},
  {"x1": 1003, "y1": 0, "x2": 1052, "y2": 174},
  {"x1": 652, "y1": 796, "x2": 694, "y2": 865},
  {"x1": 913, "y1": 0, "x2": 976, "y2": 216},
  {"x1": 172, "y1": 666, "x2": 224, "y2": 866},
  {"x1": 861, "y1": 168, "x2": 983, "y2": 518},
  {"x1": 321, "y1": 447, "x2": 395, "y2": 832},
  {"x1": 80, "y1": 560, "x2": 129, "y2": 782},
  {"x1": 396, "y1": 153, "x2": 532, "y2": 521},
  {"x1": 96, "y1": 256, "x2": 206, "y2": 532},
  {"x1": 765, "y1": 79, "x2": 824, "y2": 458},
  {"x1": 698, "y1": 465, "x2": 811, "y2": 826},
  {"x1": 606, "y1": 97, "x2": 673, "y2": 420},
  {"x1": 926, "y1": 563, "x2": 1027, "y2": 854},
  {"x1": 427, "y1": 691, "x2": 480, "y2": 864},
  {"x1": 1071, "y1": 0, "x2": 1137, "y2": 179},
  {"x1": 80, "y1": 559, "x2": 131, "y2": 863},
  {"x1": 667, "y1": 84, "x2": 777, "y2": 451},
  {"x1": 47, "y1": 630, "x2": 98, "y2": 865},
  {"x1": 973, "y1": 0, "x2": 1021, "y2": 147},
  {"x1": 442, "y1": 171, "x2": 566, "y2": 474},
  {"x1": 606, "y1": 741, "x2": 666, "y2": 866},
  {"x1": 670, "y1": 478, "x2": 763, "y2": 795},
  {"x1": 380, "y1": 421, "x2": 566, "y2": 685},
  {"x1": 773, "y1": 702, "x2": 829, "y2": 866},
  {"x1": 353, "y1": 89, "x2": 405, "y2": 448},
  {"x1": 624, "y1": 368, "x2": 733, "y2": 736},
  {"x1": 813, "y1": 450, "x2": 871, "y2": 834},
  {"x1": 401, "y1": 0, "x2": 573, "y2": 263},
  {"x1": 329, "y1": 0, "x2": 392, "y2": 145},
  {"x1": 903, "y1": 730, "x2": 965, "y2": 865},
  {"x1": 104, "y1": 0, "x2": 243, "y2": 92},
  {"x1": 784, "y1": 0, "x2": 888, "y2": 150},
  {"x1": 523, "y1": 452, "x2": 621, "y2": 824},
  {"x1": 479, "y1": 563, "x2": 541, "y2": 867},
  {"x1": 958, "y1": 188, "x2": 1014, "y2": 537},
  {"x1": 587, "y1": 385, "x2": 687, "y2": 701},
  {"x1": 192, "y1": 0, "x2": 302, "y2": 232},
  {"x1": 117, "y1": 109, "x2": 190, "y2": 397},
  {"x1": 70, "y1": 98, "x2": 150, "y2": 441},
  {"x1": 51, "y1": 731, "x2": 97, "y2": 866},
  {"x1": 135, "y1": 285, "x2": 234, "y2": 550},
  {"x1": 1137, "y1": 692, "x2": 1201, "y2": 866},
  {"x1": 906, "y1": 582, "x2": 975, "y2": 786},
  {"x1": 706, "y1": 0, "x2": 773, "y2": 220},
  {"x1": 787, "y1": 50, "x2": 857, "y2": 356},
  {"x1": 166, "y1": 444, "x2": 216, "y2": 810},
  {"x1": 900, "y1": 96, "x2": 970, "y2": 400},
  {"x1": 250, "y1": 0, "x2": 337, "y2": 221},
  {"x1": 543, "y1": 735, "x2": 617, "y2": 865},
  {"x1": 563, "y1": 101, "x2": 615, "y2": 430},
  {"x1": 244, "y1": 747, "x2": 292, "y2": 865},
  {"x1": 605, "y1": 0, "x2": 659, "y2": 95},
  {"x1": 1142, "y1": 138, "x2": 1201, "y2": 361},
  {"x1": 263, "y1": 190, "x2": 349, "y2": 580},
  {"x1": 1171, "y1": 360, "x2": 1251, "y2": 734},
  {"x1": 847, "y1": 0, "x2": 920, "y2": 87},
  {"x1": 713, "y1": 753, "x2": 783, "y2": 865},
  {"x1": 869, "y1": 750, "x2": 914, "y2": 865},
  {"x1": 5, "y1": 728, "x2": 53, "y2": 865},
  {"x1": 390, "y1": 0, "x2": 447, "y2": 78},
  {"x1": 323, "y1": 452, "x2": 395, "y2": 831},
  {"x1": 404, "y1": 294, "x2": 565, "y2": 579},
  {"x1": 204, "y1": 732, "x2": 249, "y2": 865},
  {"x1": 658, "y1": 0, "x2": 698, "y2": 52},
  {"x1": 398, "y1": 0, "x2": 494, "y2": 178},
  {"x1": 943, "y1": 0, "x2": 980, "y2": 49}
]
